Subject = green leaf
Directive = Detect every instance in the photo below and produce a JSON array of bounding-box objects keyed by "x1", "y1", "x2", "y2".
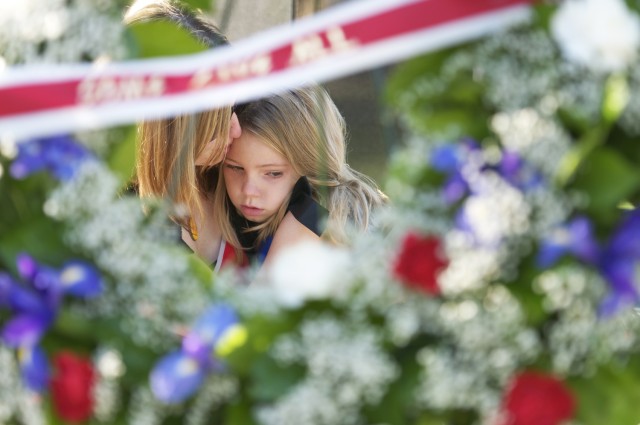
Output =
[
  {"x1": 183, "y1": 0, "x2": 213, "y2": 12},
  {"x1": 570, "y1": 359, "x2": 640, "y2": 425},
  {"x1": 570, "y1": 146, "x2": 640, "y2": 224},
  {"x1": 247, "y1": 355, "x2": 304, "y2": 402},
  {"x1": 128, "y1": 21, "x2": 209, "y2": 58},
  {"x1": 0, "y1": 217, "x2": 74, "y2": 272},
  {"x1": 107, "y1": 125, "x2": 137, "y2": 185},
  {"x1": 602, "y1": 73, "x2": 630, "y2": 125},
  {"x1": 187, "y1": 252, "x2": 214, "y2": 289}
]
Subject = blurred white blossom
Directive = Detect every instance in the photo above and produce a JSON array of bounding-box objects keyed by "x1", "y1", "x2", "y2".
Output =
[
  {"x1": 551, "y1": 0, "x2": 640, "y2": 72},
  {"x1": 267, "y1": 241, "x2": 351, "y2": 308}
]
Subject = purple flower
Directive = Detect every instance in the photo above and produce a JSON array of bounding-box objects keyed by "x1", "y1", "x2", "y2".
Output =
[
  {"x1": 430, "y1": 140, "x2": 480, "y2": 204},
  {"x1": 150, "y1": 351, "x2": 207, "y2": 404},
  {"x1": 0, "y1": 253, "x2": 102, "y2": 392},
  {"x1": 19, "y1": 345, "x2": 50, "y2": 393},
  {"x1": 150, "y1": 303, "x2": 239, "y2": 404},
  {"x1": 597, "y1": 209, "x2": 640, "y2": 317},
  {"x1": 499, "y1": 150, "x2": 544, "y2": 191},
  {"x1": 10, "y1": 135, "x2": 93, "y2": 181},
  {"x1": 536, "y1": 217, "x2": 600, "y2": 268}
]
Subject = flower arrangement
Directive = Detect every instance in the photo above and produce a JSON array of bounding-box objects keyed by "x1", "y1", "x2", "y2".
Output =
[{"x1": 1, "y1": 1, "x2": 640, "y2": 425}]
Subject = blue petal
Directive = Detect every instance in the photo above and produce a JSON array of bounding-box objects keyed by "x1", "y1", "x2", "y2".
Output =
[
  {"x1": 7, "y1": 285, "x2": 48, "y2": 314},
  {"x1": 441, "y1": 173, "x2": 468, "y2": 204},
  {"x1": 568, "y1": 217, "x2": 599, "y2": 264},
  {"x1": 0, "y1": 272, "x2": 15, "y2": 308},
  {"x1": 536, "y1": 241, "x2": 568, "y2": 269},
  {"x1": 19, "y1": 345, "x2": 50, "y2": 392},
  {"x1": 59, "y1": 261, "x2": 102, "y2": 298},
  {"x1": 606, "y1": 209, "x2": 640, "y2": 257},
  {"x1": 9, "y1": 140, "x2": 47, "y2": 179},
  {"x1": 150, "y1": 351, "x2": 205, "y2": 404},
  {"x1": 430, "y1": 145, "x2": 460, "y2": 173},
  {"x1": 1, "y1": 314, "x2": 50, "y2": 348},
  {"x1": 183, "y1": 304, "x2": 239, "y2": 354},
  {"x1": 16, "y1": 253, "x2": 38, "y2": 283}
]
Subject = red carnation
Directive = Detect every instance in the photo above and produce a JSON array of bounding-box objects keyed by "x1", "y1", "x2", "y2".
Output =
[
  {"x1": 50, "y1": 351, "x2": 95, "y2": 423},
  {"x1": 392, "y1": 232, "x2": 448, "y2": 295},
  {"x1": 499, "y1": 371, "x2": 576, "y2": 425}
]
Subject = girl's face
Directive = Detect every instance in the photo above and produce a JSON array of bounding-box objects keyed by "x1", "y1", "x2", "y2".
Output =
[{"x1": 223, "y1": 131, "x2": 300, "y2": 223}]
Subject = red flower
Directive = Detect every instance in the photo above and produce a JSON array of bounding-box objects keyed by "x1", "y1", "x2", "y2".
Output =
[
  {"x1": 392, "y1": 232, "x2": 448, "y2": 295},
  {"x1": 499, "y1": 371, "x2": 576, "y2": 425},
  {"x1": 50, "y1": 351, "x2": 95, "y2": 423}
]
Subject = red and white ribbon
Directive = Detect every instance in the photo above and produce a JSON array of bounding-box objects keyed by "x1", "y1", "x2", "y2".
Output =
[{"x1": 0, "y1": 0, "x2": 533, "y2": 140}]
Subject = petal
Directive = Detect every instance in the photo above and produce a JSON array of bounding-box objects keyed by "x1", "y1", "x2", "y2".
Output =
[
  {"x1": 8, "y1": 285, "x2": 48, "y2": 314},
  {"x1": 59, "y1": 261, "x2": 102, "y2": 298},
  {"x1": 2, "y1": 314, "x2": 50, "y2": 347},
  {"x1": 568, "y1": 217, "x2": 600, "y2": 264},
  {"x1": 0, "y1": 272, "x2": 16, "y2": 308},
  {"x1": 19, "y1": 345, "x2": 50, "y2": 392},
  {"x1": 150, "y1": 351, "x2": 205, "y2": 404},
  {"x1": 184, "y1": 304, "x2": 239, "y2": 351},
  {"x1": 16, "y1": 253, "x2": 39, "y2": 283},
  {"x1": 536, "y1": 241, "x2": 568, "y2": 269},
  {"x1": 9, "y1": 140, "x2": 47, "y2": 179}
]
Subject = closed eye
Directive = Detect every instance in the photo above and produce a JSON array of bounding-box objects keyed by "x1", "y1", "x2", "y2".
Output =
[
  {"x1": 266, "y1": 171, "x2": 283, "y2": 178},
  {"x1": 225, "y1": 164, "x2": 243, "y2": 173}
]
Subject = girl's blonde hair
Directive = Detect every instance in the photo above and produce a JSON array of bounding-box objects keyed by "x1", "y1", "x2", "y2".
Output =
[
  {"x1": 214, "y1": 85, "x2": 387, "y2": 249},
  {"x1": 125, "y1": 0, "x2": 231, "y2": 226}
]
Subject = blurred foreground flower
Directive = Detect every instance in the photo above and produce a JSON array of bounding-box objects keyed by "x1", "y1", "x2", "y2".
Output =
[
  {"x1": 0, "y1": 253, "x2": 102, "y2": 391},
  {"x1": 267, "y1": 241, "x2": 350, "y2": 308},
  {"x1": 551, "y1": 0, "x2": 640, "y2": 73},
  {"x1": 9, "y1": 135, "x2": 94, "y2": 181},
  {"x1": 499, "y1": 371, "x2": 575, "y2": 425},
  {"x1": 393, "y1": 232, "x2": 447, "y2": 295},
  {"x1": 150, "y1": 303, "x2": 246, "y2": 404},
  {"x1": 50, "y1": 351, "x2": 96, "y2": 423},
  {"x1": 598, "y1": 209, "x2": 640, "y2": 317}
]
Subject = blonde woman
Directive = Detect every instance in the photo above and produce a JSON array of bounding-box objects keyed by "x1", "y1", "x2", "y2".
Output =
[
  {"x1": 213, "y1": 85, "x2": 388, "y2": 268},
  {"x1": 125, "y1": 0, "x2": 314, "y2": 268}
]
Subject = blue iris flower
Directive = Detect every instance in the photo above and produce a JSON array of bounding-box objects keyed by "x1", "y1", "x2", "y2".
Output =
[
  {"x1": 0, "y1": 253, "x2": 102, "y2": 392},
  {"x1": 430, "y1": 140, "x2": 480, "y2": 204},
  {"x1": 536, "y1": 216, "x2": 600, "y2": 268},
  {"x1": 150, "y1": 303, "x2": 239, "y2": 404},
  {"x1": 9, "y1": 135, "x2": 94, "y2": 181},
  {"x1": 499, "y1": 150, "x2": 544, "y2": 191},
  {"x1": 597, "y1": 209, "x2": 640, "y2": 317}
]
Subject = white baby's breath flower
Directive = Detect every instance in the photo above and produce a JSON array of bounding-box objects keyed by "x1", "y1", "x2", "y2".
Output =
[
  {"x1": 551, "y1": 0, "x2": 640, "y2": 72},
  {"x1": 267, "y1": 241, "x2": 351, "y2": 308}
]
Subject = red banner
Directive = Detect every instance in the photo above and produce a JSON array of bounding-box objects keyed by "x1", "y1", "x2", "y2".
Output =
[{"x1": 0, "y1": 0, "x2": 533, "y2": 140}]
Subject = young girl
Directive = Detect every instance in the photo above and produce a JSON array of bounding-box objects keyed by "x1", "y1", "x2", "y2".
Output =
[{"x1": 213, "y1": 85, "x2": 388, "y2": 268}]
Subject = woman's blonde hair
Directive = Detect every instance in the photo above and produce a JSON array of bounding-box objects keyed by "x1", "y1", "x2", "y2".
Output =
[
  {"x1": 125, "y1": 0, "x2": 231, "y2": 226},
  {"x1": 214, "y1": 85, "x2": 387, "y2": 249}
]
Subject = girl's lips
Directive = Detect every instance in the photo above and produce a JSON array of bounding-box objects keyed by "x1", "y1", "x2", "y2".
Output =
[{"x1": 240, "y1": 205, "x2": 264, "y2": 217}]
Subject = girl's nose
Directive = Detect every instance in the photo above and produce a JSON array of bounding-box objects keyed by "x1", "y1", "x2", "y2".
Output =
[{"x1": 242, "y1": 175, "x2": 260, "y2": 197}]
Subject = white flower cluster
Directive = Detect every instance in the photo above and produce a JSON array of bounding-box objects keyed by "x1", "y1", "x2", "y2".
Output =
[
  {"x1": 551, "y1": 0, "x2": 640, "y2": 73},
  {"x1": 534, "y1": 266, "x2": 640, "y2": 374},
  {"x1": 45, "y1": 161, "x2": 211, "y2": 349},
  {"x1": 415, "y1": 285, "x2": 541, "y2": 416},
  {"x1": 0, "y1": 0, "x2": 130, "y2": 66},
  {"x1": 263, "y1": 314, "x2": 398, "y2": 425}
]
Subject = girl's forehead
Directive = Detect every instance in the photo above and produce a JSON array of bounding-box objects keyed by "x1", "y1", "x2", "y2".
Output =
[{"x1": 226, "y1": 132, "x2": 290, "y2": 167}]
